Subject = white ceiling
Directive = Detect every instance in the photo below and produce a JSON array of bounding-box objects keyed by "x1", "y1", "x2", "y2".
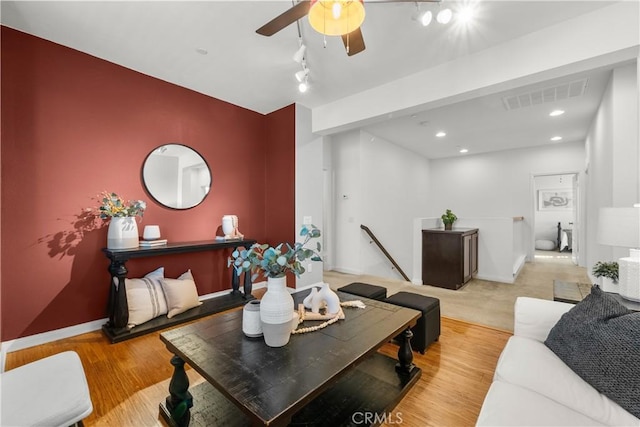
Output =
[{"x1": 1, "y1": 1, "x2": 624, "y2": 158}]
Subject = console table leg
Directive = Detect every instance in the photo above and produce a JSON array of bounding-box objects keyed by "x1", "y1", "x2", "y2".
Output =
[
  {"x1": 166, "y1": 355, "x2": 193, "y2": 427},
  {"x1": 230, "y1": 272, "x2": 241, "y2": 295},
  {"x1": 243, "y1": 271, "x2": 253, "y2": 298},
  {"x1": 107, "y1": 260, "x2": 129, "y2": 329},
  {"x1": 396, "y1": 327, "x2": 415, "y2": 375}
]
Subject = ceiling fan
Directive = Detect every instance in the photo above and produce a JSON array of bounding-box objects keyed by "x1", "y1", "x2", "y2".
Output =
[{"x1": 256, "y1": 0, "x2": 442, "y2": 57}]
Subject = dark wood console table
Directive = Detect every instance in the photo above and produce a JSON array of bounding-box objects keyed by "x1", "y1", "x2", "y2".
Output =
[{"x1": 102, "y1": 239, "x2": 256, "y2": 343}]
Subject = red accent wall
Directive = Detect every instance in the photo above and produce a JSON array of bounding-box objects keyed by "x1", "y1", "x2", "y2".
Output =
[
  {"x1": 0, "y1": 27, "x2": 295, "y2": 341},
  {"x1": 264, "y1": 105, "x2": 297, "y2": 286}
]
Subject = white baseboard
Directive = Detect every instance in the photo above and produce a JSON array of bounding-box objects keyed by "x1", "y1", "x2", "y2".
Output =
[
  {"x1": 332, "y1": 266, "x2": 363, "y2": 276},
  {"x1": 411, "y1": 278, "x2": 423, "y2": 285},
  {"x1": 0, "y1": 286, "x2": 266, "y2": 368},
  {"x1": 1, "y1": 318, "x2": 107, "y2": 361}
]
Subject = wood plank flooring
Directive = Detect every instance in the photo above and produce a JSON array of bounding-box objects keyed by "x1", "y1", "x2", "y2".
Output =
[{"x1": 5, "y1": 310, "x2": 511, "y2": 427}]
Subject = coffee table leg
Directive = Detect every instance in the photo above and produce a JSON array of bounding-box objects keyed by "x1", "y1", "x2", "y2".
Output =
[
  {"x1": 395, "y1": 327, "x2": 416, "y2": 374},
  {"x1": 165, "y1": 355, "x2": 193, "y2": 427}
]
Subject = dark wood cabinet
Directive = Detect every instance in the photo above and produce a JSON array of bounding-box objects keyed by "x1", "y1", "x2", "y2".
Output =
[{"x1": 422, "y1": 228, "x2": 478, "y2": 290}]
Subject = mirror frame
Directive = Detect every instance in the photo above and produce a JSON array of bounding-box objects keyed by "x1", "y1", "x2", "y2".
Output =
[{"x1": 141, "y1": 143, "x2": 212, "y2": 210}]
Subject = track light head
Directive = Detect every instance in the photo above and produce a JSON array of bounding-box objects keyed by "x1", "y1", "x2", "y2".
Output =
[
  {"x1": 437, "y1": 8, "x2": 452, "y2": 24},
  {"x1": 295, "y1": 68, "x2": 310, "y2": 83},
  {"x1": 418, "y1": 10, "x2": 433, "y2": 26},
  {"x1": 293, "y1": 43, "x2": 307, "y2": 63}
]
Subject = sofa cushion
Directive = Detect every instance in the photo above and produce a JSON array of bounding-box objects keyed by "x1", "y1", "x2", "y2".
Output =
[
  {"x1": 545, "y1": 286, "x2": 640, "y2": 418},
  {"x1": 476, "y1": 381, "x2": 604, "y2": 426},
  {"x1": 495, "y1": 336, "x2": 638, "y2": 426}
]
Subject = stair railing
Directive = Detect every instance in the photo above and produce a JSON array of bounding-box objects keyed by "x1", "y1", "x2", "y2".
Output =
[{"x1": 360, "y1": 224, "x2": 410, "y2": 282}]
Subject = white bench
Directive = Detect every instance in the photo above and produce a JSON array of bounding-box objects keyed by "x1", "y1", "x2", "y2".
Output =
[{"x1": 1, "y1": 351, "x2": 93, "y2": 427}]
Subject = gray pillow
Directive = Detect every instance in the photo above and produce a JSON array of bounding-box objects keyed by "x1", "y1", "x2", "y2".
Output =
[{"x1": 545, "y1": 285, "x2": 640, "y2": 418}]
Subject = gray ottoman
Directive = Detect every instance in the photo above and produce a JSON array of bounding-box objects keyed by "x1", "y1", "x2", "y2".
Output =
[
  {"x1": 385, "y1": 291, "x2": 441, "y2": 354},
  {"x1": 337, "y1": 282, "x2": 387, "y2": 301}
]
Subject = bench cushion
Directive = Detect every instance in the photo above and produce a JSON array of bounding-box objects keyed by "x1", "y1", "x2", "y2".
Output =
[{"x1": 1, "y1": 351, "x2": 93, "y2": 427}]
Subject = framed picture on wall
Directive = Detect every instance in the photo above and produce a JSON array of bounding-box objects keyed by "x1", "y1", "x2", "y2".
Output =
[{"x1": 538, "y1": 189, "x2": 573, "y2": 211}]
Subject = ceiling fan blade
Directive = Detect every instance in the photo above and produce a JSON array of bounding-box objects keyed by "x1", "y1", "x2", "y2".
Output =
[
  {"x1": 342, "y1": 27, "x2": 366, "y2": 56},
  {"x1": 256, "y1": 1, "x2": 311, "y2": 36}
]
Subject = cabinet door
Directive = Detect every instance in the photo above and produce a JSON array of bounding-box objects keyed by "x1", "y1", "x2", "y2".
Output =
[
  {"x1": 463, "y1": 234, "x2": 471, "y2": 281},
  {"x1": 471, "y1": 232, "x2": 478, "y2": 275}
]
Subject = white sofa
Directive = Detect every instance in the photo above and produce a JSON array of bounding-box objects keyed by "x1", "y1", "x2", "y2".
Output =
[{"x1": 476, "y1": 297, "x2": 640, "y2": 426}]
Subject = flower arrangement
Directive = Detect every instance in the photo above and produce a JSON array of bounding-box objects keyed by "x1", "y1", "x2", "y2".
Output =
[
  {"x1": 229, "y1": 224, "x2": 322, "y2": 279},
  {"x1": 97, "y1": 191, "x2": 146, "y2": 219}
]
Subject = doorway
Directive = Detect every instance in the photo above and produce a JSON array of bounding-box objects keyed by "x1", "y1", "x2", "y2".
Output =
[{"x1": 532, "y1": 172, "x2": 580, "y2": 265}]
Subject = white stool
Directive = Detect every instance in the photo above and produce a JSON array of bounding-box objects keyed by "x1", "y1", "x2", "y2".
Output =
[{"x1": 1, "y1": 351, "x2": 93, "y2": 427}]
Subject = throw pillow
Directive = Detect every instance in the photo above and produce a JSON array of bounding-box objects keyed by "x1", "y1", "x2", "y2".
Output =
[
  {"x1": 125, "y1": 267, "x2": 168, "y2": 327},
  {"x1": 545, "y1": 285, "x2": 640, "y2": 418},
  {"x1": 162, "y1": 269, "x2": 202, "y2": 318}
]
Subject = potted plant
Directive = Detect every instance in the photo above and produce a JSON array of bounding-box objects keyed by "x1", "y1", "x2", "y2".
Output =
[
  {"x1": 592, "y1": 261, "x2": 619, "y2": 293},
  {"x1": 97, "y1": 191, "x2": 146, "y2": 249},
  {"x1": 228, "y1": 224, "x2": 322, "y2": 347},
  {"x1": 441, "y1": 209, "x2": 457, "y2": 230}
]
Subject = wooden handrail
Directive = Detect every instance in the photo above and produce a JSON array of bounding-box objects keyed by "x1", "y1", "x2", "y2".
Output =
[{"x1": 360, "y1": 224, "x2": 410, "y2": 282}]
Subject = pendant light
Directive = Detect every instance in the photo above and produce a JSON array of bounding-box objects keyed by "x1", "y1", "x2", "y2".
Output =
[{"x1": 308, "y1": 0, "x2": 365, "y2": 36}]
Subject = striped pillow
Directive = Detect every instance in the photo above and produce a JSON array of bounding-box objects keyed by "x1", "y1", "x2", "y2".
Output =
[{"x1": 125, "y1": 267, "x2": 168, "y2": 327}]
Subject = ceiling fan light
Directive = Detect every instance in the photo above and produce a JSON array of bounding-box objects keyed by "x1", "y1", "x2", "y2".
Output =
[
  {"x1": 293, "y1": 43, "x2": 306, "y2": 64},
  {"x1": 437, "y1": 8, "x2": 452, "y2": 24},
  {"x1": 419, "y1": 11, "x2": 433, "y2": 27},
  {"x1": 309, "y1": 0, "x2": 365, "y2": 36}
]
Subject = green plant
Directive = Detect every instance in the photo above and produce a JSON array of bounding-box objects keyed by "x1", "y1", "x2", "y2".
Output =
[
  {"x1": 441, "y1": 209, "x2": 457, "y2": 226},
  {"x1": 592, "y1": 261, "x2": 619, "y2": 283},
  {"x1": 97, "y1": 191, "x2": 146, "y2": 219},
  {"x1": 228, "y1": 225, "x2": 322, "y2": 279}
]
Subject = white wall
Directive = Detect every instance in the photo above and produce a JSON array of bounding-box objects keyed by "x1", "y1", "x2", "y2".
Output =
[
  {"x1": 427, "y1": 141, "x2": 586, "y2": 262},
  {"x1": 585, "y1": 62, "x2": 640, "y2": 279},
  {"x1": 295, "y1": 104, "x2": 324, "y2": 288},
  {"x1": 331, "y1": 130, "x2": 430, "y2": 280},
  {"x1": 332, "y1": 131, "x2": 363, "y2": 275}
]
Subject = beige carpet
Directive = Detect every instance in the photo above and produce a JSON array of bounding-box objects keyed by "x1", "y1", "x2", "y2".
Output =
[{"x1": 324, "y1": 254, "x2": 591, "y2": 332}]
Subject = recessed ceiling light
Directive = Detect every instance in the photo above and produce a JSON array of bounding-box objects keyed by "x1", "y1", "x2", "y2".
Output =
[
  {"x1": 457, "y1": 5, "x2": 475, "y2": 24},
  {"x1": 549, "y1": 110, "x2": 565, "y2": 117},
  {"x1": 436, "y1": 131, "x2": 446, "y2": 137},
  {"x1": 550, "y1": 136, "x2": 563, "y2": 141},
  {"x1": 195, "y1": 48, "x2": 208, "y2": 55},
  {"x1": 459, "y1": 148, "x2": 469, "y2": 153}
]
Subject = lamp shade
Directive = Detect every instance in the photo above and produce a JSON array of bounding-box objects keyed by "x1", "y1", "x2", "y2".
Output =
[
  {"x1": 308, "y1": 0, "x2": 365, "y2": 36},
  {"x1": 597, "y1": 207, "x2": 640, "y2": 248}
]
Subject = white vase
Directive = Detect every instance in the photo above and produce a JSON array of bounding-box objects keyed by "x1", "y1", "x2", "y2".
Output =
[
  {"x1": 260, "y1": 276, "x2": 294, "y2": 347},
  {"x1": 107, "y1": 217, "x2": 139, "y2": 249},
  {"x1": 222, "y1": 215, "x2": 235, "y2": 236},
  {"x1": 600, "y1": 276, "x2": 618, "y2": 294}
]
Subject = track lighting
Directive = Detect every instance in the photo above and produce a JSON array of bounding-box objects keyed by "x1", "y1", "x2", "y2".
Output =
[
  {"x1": 298, "y1": 79, "x2": 309, "y2": 93},
  {"x1": 293, "y1": 41, "x2": 306, "y2": 64},
  {"x1": 436, "y1": 8, "x2": 452, "y2": 24},
  {"x1": 295, "y1": 67, "x2": 310, "y2": 83},
  {"x1": 419, "y1": 10, "x2": 433, "y2": 27}
]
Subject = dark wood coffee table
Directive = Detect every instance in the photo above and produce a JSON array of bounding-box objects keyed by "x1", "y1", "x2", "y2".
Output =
[{"x1": 159, "y1": 290, "x2": 422, "y2": 426}]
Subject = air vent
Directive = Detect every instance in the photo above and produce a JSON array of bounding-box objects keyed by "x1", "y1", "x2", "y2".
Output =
[{"x1": 502, "y1": 78, "x2": 588, "y2": 111}]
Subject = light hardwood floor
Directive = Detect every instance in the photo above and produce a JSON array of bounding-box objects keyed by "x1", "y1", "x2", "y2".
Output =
[{"x1": 5, "y1": 305, "x2": 510, "y2": 427}]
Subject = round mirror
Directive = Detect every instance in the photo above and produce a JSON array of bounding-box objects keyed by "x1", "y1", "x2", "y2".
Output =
[{"x1": 142, "y1": 144, "x2": 212, "y2": 209}]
